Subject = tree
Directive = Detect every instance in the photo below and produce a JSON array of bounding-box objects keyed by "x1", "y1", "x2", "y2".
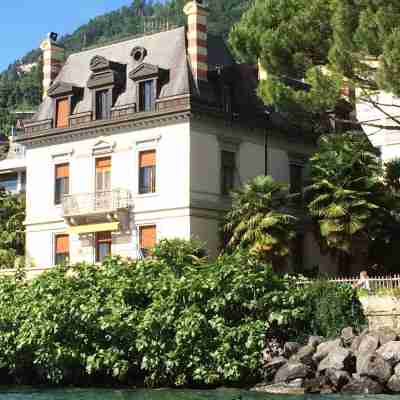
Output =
[
  {"x1": 0, "y1": 189, "x2": 25, "y2": 268},
  {"x1": 305, "y1": 132, "x2": 388, "y2": 273},
  {"x1": 224, "y1": 175, "x2": 296, "y2": 265},
  {"x1": 229, "y1": 0, "x2": 400, "y2": 133}
]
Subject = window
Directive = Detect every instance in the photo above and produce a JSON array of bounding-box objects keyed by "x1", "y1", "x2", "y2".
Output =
[
  {"x1": 55, "y1": 98, "x2": 69, "y2": 128},
  {"x1": 54, "y1": 163, "x2": 70, "y2": 205},
  {"x1": 289, "y1": 163, "x2": 303, "y2": 194},
  {"x1": 20, "y1": 171, "x2": 26, "y2": 192},
  {"x1": 95, "y1": 89, "x2": 111, "y2": 120},
  {"x1": 0, "y1": 173, "x2": 18, "y2": 192},
  {"x1": 95, "y1": 157, "x2": 111, "y2": 192},
  {"x1": 221, "y1": 151, "x2": 236, "y2": 195},
  {"x1": 55, "y1": 234, "x2": 69, "y2": 265},
  {"x1": 138, "y1": 80, "x2": 155, "y2": 112},
  {"x1": 95, "y1": 231, "x2": 112, "y2": 262},
  {"x1": 139, "y1": 150, "x2": 156, "y2": 194},
  {"x1": 139, "y1": 225, "x2": 156, "y2": 257}
]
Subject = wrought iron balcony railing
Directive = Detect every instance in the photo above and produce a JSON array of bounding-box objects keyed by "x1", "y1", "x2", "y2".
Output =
[{"x1": 62, "y1": 189, "x2": 132, "y2": 217}]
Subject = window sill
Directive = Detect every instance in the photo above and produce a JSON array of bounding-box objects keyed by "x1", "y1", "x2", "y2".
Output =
[{"x1": 135, "y1": 192, "x2": 159, "y2": 199}]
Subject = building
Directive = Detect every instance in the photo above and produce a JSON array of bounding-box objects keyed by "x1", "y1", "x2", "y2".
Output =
[{"x1": 15, "y1": 1, "x2": 333, "y2": 273}]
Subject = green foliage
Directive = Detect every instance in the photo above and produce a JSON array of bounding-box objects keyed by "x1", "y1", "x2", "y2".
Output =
[
  {"x1": 0, "y1": 189, "x2": 25, "y2": 269},
  {"x1": 0, "y1": 239, "x2": 363, "y2": 387},
  {"x1": 229, "y1": 0, "x2": 400, "y2": 131},
  {"x1": 224, "y1": 176, "x2": 297, "y2": 265}
]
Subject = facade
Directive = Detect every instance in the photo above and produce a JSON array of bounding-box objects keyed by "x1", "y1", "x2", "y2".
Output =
[{"x1": 16, "y1": 1, "x2": 332, "y2": 273}]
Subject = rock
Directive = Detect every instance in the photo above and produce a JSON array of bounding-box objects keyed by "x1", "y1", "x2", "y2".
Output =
[
  {"x1": 274, "y1": 362, "x2": 310, "y2": 384},
  {"x1": 377, "y1": 341, "x2": 400, "y2": 366},
  {"x1": 304, "y1": 377, "x2": 323, "y2": 393},
  {"x1": 388, "y1": 375, "x2": 400, "y2": 392},
  {"x1": 318, "y1": 347, "x2": 354, "y2": 373},
  {"x1": 313, "y1": 339, "x2": 342, "y2": 363},
  {"x1": 283, "y1": 342, "x2": 301, "y2": 358},
  {"x1": 251, "y1": 382, "x2": 305, "y2": 395},
  {"x1": 341, "y1": 377, "x2": 384, "y2": 394},
  {"x1": 290, "y1": 345, "x2": 315, "y2": 367},
  {"x1": 356, "y1": 352, "x2": 392, "y2": 383},
  {"x1": 262, "y1": 356, "x2": 287, "y2": 380},
  {"x1": 341, "y1": 327, "x2": 355, "y2": 347},
  {"x1": 351, "y1": 335, "x2": 363, "y2": 353},
  {"x1": 394, "y1": 363, "x2": 400, "y2": 376},
  {"x1": 308, "y1": 336, "x2": 324, "y2": 348},
  {"x1": 326, "y1": 368, "x2": 351, "y2": 390},
  {"x1": 358, "y1": 334, "x2": 379, "y2": 354},
  {"x1": 371, "y1": 328, "x2": 398, "y2": 346}
]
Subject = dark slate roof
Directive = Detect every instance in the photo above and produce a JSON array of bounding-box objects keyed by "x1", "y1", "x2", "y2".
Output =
[{"x1": 32, "y1": 26, "x2": 239, "y2": 122}]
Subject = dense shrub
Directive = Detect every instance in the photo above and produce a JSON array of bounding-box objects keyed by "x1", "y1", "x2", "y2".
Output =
[{"x1": 0, "y1": 239, "x2": 364, "y2": 387}]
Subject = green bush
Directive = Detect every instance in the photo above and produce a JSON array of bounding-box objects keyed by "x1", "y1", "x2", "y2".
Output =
[{"x1": 0, "y1": 240, "x2": 364, "y2": 387}]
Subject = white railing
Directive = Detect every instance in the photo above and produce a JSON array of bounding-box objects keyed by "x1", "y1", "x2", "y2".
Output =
[
  {"x1": 63, "y1": 189, "x2": 132, "y2": 217},
  {"x1": 329, "y1": 275, "x2": 400, "y2": 291}
]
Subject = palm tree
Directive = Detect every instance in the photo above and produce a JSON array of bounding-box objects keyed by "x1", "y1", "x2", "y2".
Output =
[
  {"x1": 305, "y1": 132, "x2": 383, "y2": 274},
  {"x1": 224, "y1": 175, "x2": 297, "y2": 266}
]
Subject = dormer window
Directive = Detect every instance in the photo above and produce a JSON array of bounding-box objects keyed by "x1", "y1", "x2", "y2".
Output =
[
  {"x1": 95, "y1": 89, "x2": 111, "y2": 120},
  {"x1": 139, "y1": 80, "x2": 155, "y2": 112},
  {"x1": 48, "y1": 81, "x2": 83, "y2": 129}
]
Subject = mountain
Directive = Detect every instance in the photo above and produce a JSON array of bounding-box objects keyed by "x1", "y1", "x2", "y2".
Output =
[{"x1": 0, "y1": 0, "x2": 250, "y2": 134}]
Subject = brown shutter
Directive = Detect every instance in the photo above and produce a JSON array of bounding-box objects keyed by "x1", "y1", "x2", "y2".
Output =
[
  {"x1": 140, "y1": 225, "x2": 156, "y2": 249},
  {"x1": 97, "y1": 231, "x2": 112, "y2": 242},
  {"x1": 55, "y1": 163, "x2": 69, "y2": 178},
  {"x1": 55, "y1": 234, "x2": 69, "y2": 253},
  {"x1": 139, "y1": 150, "x2": 156, "y2": 168},
  {"x1": 96, "y1": 157, "x2": 111, "y2": 172},
  {"x1": 56, "y1": 98, "x2": 69, "y2": 128}
]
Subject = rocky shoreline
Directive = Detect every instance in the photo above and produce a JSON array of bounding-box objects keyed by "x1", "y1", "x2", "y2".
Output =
[{"x1": 253, "y1": 327, "x2": 400, "y2": 394}]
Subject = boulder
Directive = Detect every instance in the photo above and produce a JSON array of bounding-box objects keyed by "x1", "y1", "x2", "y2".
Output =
[
  {"x1": 262, "y1": 356, "x2": 287, "y2": 380},
  {"x1": 318, "y1": 347, "x2": 354, "y2": 373},
  {"x1": 284, "y1": 342, "x2": 301, "y2": 358},
  {"x1": 304, "y1": 377, "x2": 323, "y2": 393},
  {"x1": 290, "y1": 345, "x2": 315, "y2": 367},
  {"x1": 274, "y1": 362, "x2": 310, "y2": 384},
  {"x1": 341, "y1": 327, "x2": 356, "y2": 347},
  {"x1": 308, "y1": 336, "x2": 324, "y2": 348},
  {"x1": 388, "y1": 375, "x2": 400, "y2": 392},
  {"x1": 251, "y1": 382, "x2": 305, "y2": 395},
  {"x1": 394, "y1": 363, "x2": 400, "y2": 376},
  {"x1": 371, "y1": 328, "x2": 398, "y2": 346},
  {"x1": 313, "y1": 339, "x2": 342, "y2": 363},
  {"x1": 377, "y1": 341, "x2": 400, "y2": 366},
  {"x1": 358, "y1": 334, "x2": 379, "y2": 354},
  {"x1": 341, "y1": 377, "x2": 383, "y2": 394},
  {"x1": 356, "y1": 352, "x2": 392, "y2": 383},
  {"x1": 325, "y1": 368, "x2": 351, "y2": 390},
  {"x1": 351, "y1": 335, "x2": 363, "y2": 353}
]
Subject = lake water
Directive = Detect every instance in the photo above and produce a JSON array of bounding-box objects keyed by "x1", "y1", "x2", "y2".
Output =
[{"x1": 0, "y1": 389, "x2": 394, "y2": 400}]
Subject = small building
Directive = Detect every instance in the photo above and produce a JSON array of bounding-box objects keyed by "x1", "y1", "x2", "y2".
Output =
[{"x1": 15, "y1": 1, "x2": 335, "y2": 273}]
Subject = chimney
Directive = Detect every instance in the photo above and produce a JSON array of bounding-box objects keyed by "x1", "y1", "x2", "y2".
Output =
[
  {"x1": 184, "y1": 0, "x2": 209, "y2": 82},
  {"x1": 40, "y1": 32, "x2": 65, "y2": 99}
]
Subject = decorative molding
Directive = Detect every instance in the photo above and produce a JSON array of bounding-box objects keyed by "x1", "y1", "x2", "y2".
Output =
[
  {"x1": 90, "y1": 55, "x2": 111, "y2": 72},
  {"x1": 131, "y1": 46, "x2": 148, "y2": 63},
  {"x1": 92, "y1": 137, "x2": 116, "y2": 155},
  {"x1": 47, "y1": 81, "x2": 83, "y2": 98},
  {"x1": 87, "y1": 56, "x2": 126, "y2": 89},
  {"x1": 52, "y1": 150, "x2": 74, "y2": 162},
  {"x1": 129, "y1": 62, "x2": 168, "y2": 82},
  {"x1": 134, "y1": 134, "x2": 162, "y2": 147}
]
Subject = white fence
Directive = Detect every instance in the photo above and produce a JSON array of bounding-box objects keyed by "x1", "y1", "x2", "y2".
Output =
[{"x1": 329, "y1": 275, "x2": 400, "y2": 291}]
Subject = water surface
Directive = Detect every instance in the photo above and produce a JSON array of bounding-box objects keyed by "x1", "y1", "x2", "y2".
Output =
[{"x1": 0, "y1": 389, "x2": 394, "y2": 400}]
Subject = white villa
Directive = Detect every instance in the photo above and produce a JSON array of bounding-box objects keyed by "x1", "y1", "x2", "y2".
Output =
[{"x1": 8, "y1": 1, "x2": 337, "y2": 273}]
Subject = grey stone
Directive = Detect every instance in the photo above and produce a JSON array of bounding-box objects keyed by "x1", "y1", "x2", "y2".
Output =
[
  {"x1": 358, "y1": 334, "x2": 379, "y2": 354},
  {"x1": 283, "y1": 342, "x2": 301, "y2": 358},
  {"x1": 313, "y1": 339, "x2": 342, "y2": 363},
  {"x1": 351, "y1": 335, "x2": 363, "y2": 353},
  {"x1": 262, "y1": 356, "x2": 287, "y2": 380},
  {"x1": 356, "y1": 352, "x2": 392, "y2": 383},
  {"x1": 341, "y1": 377, "x2": 384, "y2": 394},
  {"x1": 318, "y1": 347, "x2": 354, "y2": 372},
  {"x1": 274, "y1": 362, "x2": 310, "y2": 384},
  {"x1": 371, "y1": 328, "x2": 398, "y2": 346},
  {"x1": 377, "y1": 341, "x2": 400, "y2": 366},
  {"x1": 341, "y1": 327, "x2": 356, "y2": 347},
  {"x1": 326, "y1": 368, "x2": 351, "y2": 389},
  {"x1": 251, "y1": 382, "x2": 305, "y2": 395},
  {"x1": 308, "y1": 336, "x2": 324, "y2": 348},
  {"x1": 388, "y1": 374, "x2": 400, "y2": 392},
  {"x1": 394, "y1": 362, "x2": 400, "y2": 376},
  {"x1": 304, "y1": 377, "x2": 323, "y2": 393},
  {"x1": 290, "y1": 345, "x2": 315, "y2": 367}
]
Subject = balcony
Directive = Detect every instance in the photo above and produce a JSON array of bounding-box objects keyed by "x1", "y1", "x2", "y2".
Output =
[{"x1": 62, "y1": 189, "x2": 132, "y2": 223}]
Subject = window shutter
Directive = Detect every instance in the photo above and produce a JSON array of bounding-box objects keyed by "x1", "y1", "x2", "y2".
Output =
[
  {"x1": 97, "y1": 231, "x2": 111, "y2": 242},
  {"x1": 96, "y1": 157, "x2": 111, "y2": 171},
  {"x1": 139, "y1": 150, "x2": 156, "y2": 167},
  {"x1": 55, "y1": 235, "x2": 69, "y2": 253},
  {"x1": 140, "y1": 225, "x2": 156, "y2": 249},
  {"x1": 56, "y1": 98, "x2": 69, "y2": 128},
  {"x1": 55, "y1": 164, "x2": 69, "y2": 179}
]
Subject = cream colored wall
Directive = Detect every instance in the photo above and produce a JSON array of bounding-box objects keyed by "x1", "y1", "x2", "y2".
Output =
[{"x1": 25, "y1": 121, "x2": 191, "y2": 266}]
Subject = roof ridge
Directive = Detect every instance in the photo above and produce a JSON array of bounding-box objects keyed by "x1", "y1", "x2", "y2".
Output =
[{"x1": 68, "y1": 25, "x2": 185, "y2": 58}]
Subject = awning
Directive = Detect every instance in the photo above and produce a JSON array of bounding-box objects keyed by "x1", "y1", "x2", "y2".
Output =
[{"x1": 67, "y1": 222, "x2": 120, "y2": 235}]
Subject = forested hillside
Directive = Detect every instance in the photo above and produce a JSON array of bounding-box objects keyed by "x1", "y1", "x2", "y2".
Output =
[{"x1": 0, "y1": 0, "x2": 249, "y2": 134}]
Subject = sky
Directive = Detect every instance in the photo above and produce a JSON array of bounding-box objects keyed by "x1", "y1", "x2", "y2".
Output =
[{"x1": 0, "y1": 0, "x2": 134, "y2": 72}]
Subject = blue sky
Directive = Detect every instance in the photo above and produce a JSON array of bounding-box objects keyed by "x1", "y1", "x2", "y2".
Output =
[{"x1": 0, "y1": 0, "x2": 135, "y2": 72}]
